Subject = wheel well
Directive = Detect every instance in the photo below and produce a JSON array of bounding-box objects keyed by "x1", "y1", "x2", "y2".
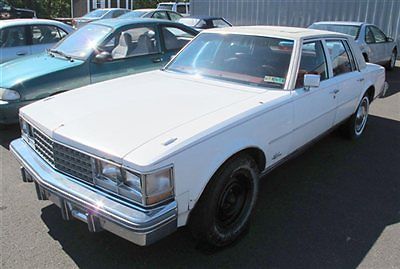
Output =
[
  {"x1": 363, "y1": 53, "x2": 369, "y2": 62},
  {"x1": 225, "y1": 147, "x2": 266, "y2": 172},
  {"x1": 366, "y1": 86, "x2": 375, "y2": 102}
]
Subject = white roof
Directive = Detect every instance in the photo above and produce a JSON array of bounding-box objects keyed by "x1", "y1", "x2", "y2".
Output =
[
  {"x1": 0, "y1": 18, "x2": 67, "y2": 28},
  {"x1": 205, "y1": 26, "x2": 350, "y2": 40},
  {"x1": 313, "y1": 21, "x2": 366, "y2": 26}
]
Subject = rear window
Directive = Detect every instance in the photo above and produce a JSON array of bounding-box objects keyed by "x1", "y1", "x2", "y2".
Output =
[{"x1": 310, "y1": 24, "x2": 360, "y2": 39}]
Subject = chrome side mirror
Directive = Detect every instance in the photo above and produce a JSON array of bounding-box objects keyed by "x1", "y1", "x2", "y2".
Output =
[
  {"x1": 94, "y1": 51, "x2": 113, "y2": 63},
  {"x1": 303, "y1": 74, "x2": 320, "y2": 91}
]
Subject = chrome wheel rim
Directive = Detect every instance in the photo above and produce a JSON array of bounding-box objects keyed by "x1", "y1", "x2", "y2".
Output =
[{"x1": 355, "y1": 97, "x2": 369, "y2": 135}]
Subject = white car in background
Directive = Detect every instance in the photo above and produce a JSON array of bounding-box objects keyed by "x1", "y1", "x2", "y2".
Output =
[
  {"x1": 310, "y1": 21, "x2": 397, "y2": 70},
  {"x1": 71, "y1": 8, "x2": 130, "y2": 28},
  {"x1": 157, "y1": 2, "x2": 190, "y2": 16},
  {"x1": 0, "y1": 19, "x2": 73, "y2": 63},
  {"x1": 12, "y1": 26, "x2": 386, "y2": 247}
]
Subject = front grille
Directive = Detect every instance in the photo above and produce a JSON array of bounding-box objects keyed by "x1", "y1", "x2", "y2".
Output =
[{"x1": 32, "y1": 128, "x2": 93, "y2": 184}]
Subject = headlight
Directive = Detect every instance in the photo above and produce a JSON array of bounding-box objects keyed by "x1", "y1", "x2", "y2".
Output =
[
  {"x1": 19, "y1": 117, "x2": 34, "y2": 142},
  {"x1": 0, "y1": 88, "x2": 21, "y2": 101},
  {"x1": 94, "y1": 160, "x2": 174, "y2": 205}
]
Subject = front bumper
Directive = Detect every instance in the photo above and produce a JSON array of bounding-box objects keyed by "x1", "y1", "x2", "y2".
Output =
[
  {"x1": 10, "y1": 138, "x2": 177, "y2": 246},
  {"x1": 0, "y1": 100, "x2": 32, "y2": 125}
]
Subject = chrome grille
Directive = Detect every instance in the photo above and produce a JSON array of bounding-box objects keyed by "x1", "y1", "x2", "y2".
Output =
[
  {"x1": 32, "y1": 128, "x2": 93, "y2": 184},
  {"x1": 33, "y1": 129, "x2": 55, "y2": 165}
]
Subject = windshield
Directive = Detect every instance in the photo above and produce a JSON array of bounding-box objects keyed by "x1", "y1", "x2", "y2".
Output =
[
  {"x1": 119, "y1": 10, "x2": 147, "y2": 19},
  {"x1": 310, "y1": 24, "x2": 361, "y2": 39},
  {"x1": 179, "y1": 18, "x2": 200, "y2": 27},
  {"x1": 158, "y1": 4, "x2": 173, "y2": 10},
  {"x1": 52, "y1": 24, "x2": 112, "y2": 59},
  {"x1": 83, "y1": 9, "x2": 109, "y2": 18},
  {"x1": 166, "y1": 33, "x2": 294, "y2": 89}
]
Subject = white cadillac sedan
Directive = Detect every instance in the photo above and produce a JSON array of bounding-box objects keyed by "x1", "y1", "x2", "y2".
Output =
[{"x1": 11, "y1": 26, "x2": 387, "y2": 247}]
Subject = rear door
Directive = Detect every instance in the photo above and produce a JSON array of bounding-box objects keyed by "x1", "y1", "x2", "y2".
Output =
[
  {"x1": 30, "y1": 24, "x2": 68, "y2": 55},
  {"x1": 90, "y1": 24, "x2": 163, "y2": 83},
  {"x1": 324, "y1": 39, "x2": 361, "y2": 125},
  {"x1": 370, "y1": 26, "x2": 392, "y2": 62},
  {"x1": 0, "y1": 25, "x2": 31, "y2": 63}
]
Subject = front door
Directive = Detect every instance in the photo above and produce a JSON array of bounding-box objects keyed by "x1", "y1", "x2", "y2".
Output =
[
  {"x1": 90, "y1": 25, "x2": 163, "y2": 83},
  {"x1": 0, "y1": 25, "x2": 31, "y2": 63},
  {"x1": 290, "y1": 40, "x2": 337, "y2": 152}
]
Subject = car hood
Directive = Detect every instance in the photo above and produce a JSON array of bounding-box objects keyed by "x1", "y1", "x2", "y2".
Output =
[
  {"x1": 21, "y1": 71, "x2": 273, "y2": 164},
  {"x1": 0, "y1": 53, "x2": 84, "y2": 89}
]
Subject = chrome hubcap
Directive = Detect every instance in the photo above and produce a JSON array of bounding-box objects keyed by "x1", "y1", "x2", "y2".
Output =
[{"x1": 355, "y1": 98, "x2": 369, "y2": 134}]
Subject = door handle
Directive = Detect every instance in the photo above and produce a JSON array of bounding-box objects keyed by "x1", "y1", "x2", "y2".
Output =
[
  {"x1": 357, "y1": 78, "x2": 365, "y2": 82},
  {"x1": 330, "y1": 89, "x2": 340, "y2": 94},
  {"x1": 152, "y1": 57, "x2": 163, "y2": 63},
  {"x1": 16, "y1": 51, "x2": 27, "y2": 56}
]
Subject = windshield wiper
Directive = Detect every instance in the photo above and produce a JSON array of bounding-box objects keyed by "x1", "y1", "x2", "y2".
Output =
[{"x1": 48, "y1": 49, "x2": 72, "y2": 61}]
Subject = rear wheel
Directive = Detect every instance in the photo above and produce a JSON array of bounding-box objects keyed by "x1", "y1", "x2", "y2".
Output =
[
  {"x1": 386, "y1": 49, "x2": 397, "y2": 71},
  {"x1": 189, "y1": 154, "x2": 259, "y2": 247},
  {"x1": 342, "y1": 95, "x2": 370, "y2": 139}
]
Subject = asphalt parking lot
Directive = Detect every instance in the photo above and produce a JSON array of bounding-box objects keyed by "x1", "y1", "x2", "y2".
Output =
[{"x1": 1, "y1": 64, "x2": 399, "y2": 269}]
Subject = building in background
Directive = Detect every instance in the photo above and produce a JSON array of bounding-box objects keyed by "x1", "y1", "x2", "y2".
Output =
[
  {"x1": 72, "y1": 0, "x2": 134, "y2": 17},
  {"x1": 190, "y1": 0, "x2": 400, "y2": 53}
]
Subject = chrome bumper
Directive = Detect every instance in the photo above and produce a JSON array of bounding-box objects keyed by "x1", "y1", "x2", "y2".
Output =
[{"x1": 10, "y1": 138, "x2": 177, "y2": 246}]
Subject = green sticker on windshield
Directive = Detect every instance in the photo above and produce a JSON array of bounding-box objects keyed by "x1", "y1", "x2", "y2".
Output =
[{"x1": 264, "y1": 76, "x2": 286, "y2": 85}]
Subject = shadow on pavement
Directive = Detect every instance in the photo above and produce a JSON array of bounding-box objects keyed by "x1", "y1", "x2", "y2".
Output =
[
  {"x1": 383, "y1": 66, "x2": 400, "y2": 97},
  {"x1": 40, "y1": 114, "x2": 400, "y2": 269},
  {"x1": 0, "y1": 124, "x2": 20, "y2": 149}
]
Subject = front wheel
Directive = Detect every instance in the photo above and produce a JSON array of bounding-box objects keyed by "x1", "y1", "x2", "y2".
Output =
[
  {"x1": 342, "y1": 95, "x2": 370, "y2": 139},
  {"x1": 189, "y1": 155, "x2": 259, "y2": 247},
  {"x1": 386, "y1": 50, "x2": 397, "y2": 71}
]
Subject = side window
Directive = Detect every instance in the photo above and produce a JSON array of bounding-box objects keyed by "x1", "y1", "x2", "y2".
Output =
[
  {"x1": 370, "y1": 26, "x2": 387, "y2": 43},
  {"x1": 326, "y1": 40, "x2": 354, "y2": 77},
  {"x1": 0, "y1": 26, "x2": 27, "y2": 47},
  {"x1": 168, "y1": 12, "x2": 181, "y2": 21},
  {"x1": 365, "y1": 27, "x2": 375, "y2": 44},
  {"x1": 177, "y1": 4, "x2": 186, "y2": 14},
  {"x1": 105, "y1": 27, "x2": 160, "y2": 60},
  {"x1": 296, "y1": 41, "x2": 328, "y2": 88},
  {"x1": 152, "y1": 11, "x2": 168, "y2": 20},
  {"x1": 213, "y1": 19, "x2": 230, "y2": 28},
  {"x1": 32, "y1": 25, "x2": 66, "y2": 45},
  {"x1": 112, "y1": 10, "x2": 125, "y2": 18},
  {"x1": 161, "y1": 26, "x2": 195, "y2": 51}
]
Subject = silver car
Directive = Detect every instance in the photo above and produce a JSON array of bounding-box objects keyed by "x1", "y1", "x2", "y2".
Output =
[
  {"x1": 72, "y1": 8, "x2": 130, "y2": 28},
  {"x1": 310, "y1": 21, "x2": 397, "y2": 70},
  {"x1": 0, "y1": 19, "x2": 73, "y2": 63}
]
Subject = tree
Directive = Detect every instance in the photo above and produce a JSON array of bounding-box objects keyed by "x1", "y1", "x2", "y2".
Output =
[{"x1": 8, "y1": 0, "x2": 71, "y2": 18}]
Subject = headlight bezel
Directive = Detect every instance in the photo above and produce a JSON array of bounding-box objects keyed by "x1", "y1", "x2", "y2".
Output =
[{"x1": 0, "y1": 88, "x2": 21, "y2": 101}]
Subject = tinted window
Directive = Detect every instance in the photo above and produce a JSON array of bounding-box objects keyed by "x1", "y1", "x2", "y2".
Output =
[
  {"x1": 111, "y1": 10, "x2": 126, "y2": 18},
  {"x1": 168, "y1": 11, "x2": 182, "y2": 21},
  {"x1": 370, "y1": 26, "x2": 387, "y2": 43},
  {"x1": 106, "y1": 27, "x2": 159, "y2": 60},
  {"x1": 32, "y1": 25, "x2": 67, "y2": 45},
  {"x1": 212, "y1": 19, "x2": 231, "y2": 28},
  {"x1": 177, "y1": 5, "x2": 186, "y2": 13},
  {"x1": 296, "y1": 41, "x2": 328, "y2": 88},
  {"x1": 166, "y1": 33, "x2": 294, "y2": 89},
  {"x1": 326, "y1": 40, "x2": 354, "y2": 76},
  {"x1": 365, "y1": 27, "x2": 375, "y2": 43},
  {"x1": 162, "y1": 26, "x2": 195, "y2": 50},
  {"x1": 0, "y1": 26, "x2": 27, "y2": 47},
  {"x1": 152, "y1": 11, "x2": 168, "y2": 20}
]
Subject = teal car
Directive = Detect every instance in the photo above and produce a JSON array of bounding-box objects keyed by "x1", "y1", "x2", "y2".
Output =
[{"x1": 0, "y1": 18, "x2": 198, "y2": 127}]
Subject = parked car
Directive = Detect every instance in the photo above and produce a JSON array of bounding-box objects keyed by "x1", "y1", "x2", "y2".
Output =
[
  {"x1": 0, "y1": 0, "x2": 36, "y2": 19},
  {"x1": 0, "y1": 18, "x2": 198, "y2": 127},
  {"x1": 0, "y1": 19, "x2": 74, "y2": 63},
  {"x1": 71, "y1": 8, "x2": 130, "y2": 28},
  {"x1": 11, "y1": 26, "x2": 386, "y2": 247},
  {"x1": 157, "y1": 2, "x2": 190, "y2": 16},
  {"x1": 309, "y1": 21, "x2": 397, "y2": 70},
  {"x1": 119, "y1": 8, "x2": 182, "y2": 21},
  {"x1": 178, "y1": 16, "x2": 232, "y2": 31}
]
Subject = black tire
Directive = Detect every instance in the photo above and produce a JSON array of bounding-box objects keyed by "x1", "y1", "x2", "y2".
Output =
[
  {"x1": 0, "y1": 124, "x2": 9, "y2": 131},
  {"x1": 189, "y1": 154, "x2": 259, "y2": 247},
  {"x1": 363, "y1": 53, "x2": 369, "y2": 63},
  {"x1": 342, "y1": 94, "x2": 370, "y2": 139},
  {"x1": 385, "y1": 49, "x2": 397, "y2": 71}
]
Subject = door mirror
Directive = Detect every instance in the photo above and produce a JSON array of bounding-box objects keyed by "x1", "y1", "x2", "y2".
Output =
[
  {"x1": 387, "y1": 37, "x2": 394, "y2": 42},
  {"x1": 94, "y1": 51, "x2": 113, "y2": 63},
  {"x1": 303, "y1": 74, "x2": 320, "y2": 91}
]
